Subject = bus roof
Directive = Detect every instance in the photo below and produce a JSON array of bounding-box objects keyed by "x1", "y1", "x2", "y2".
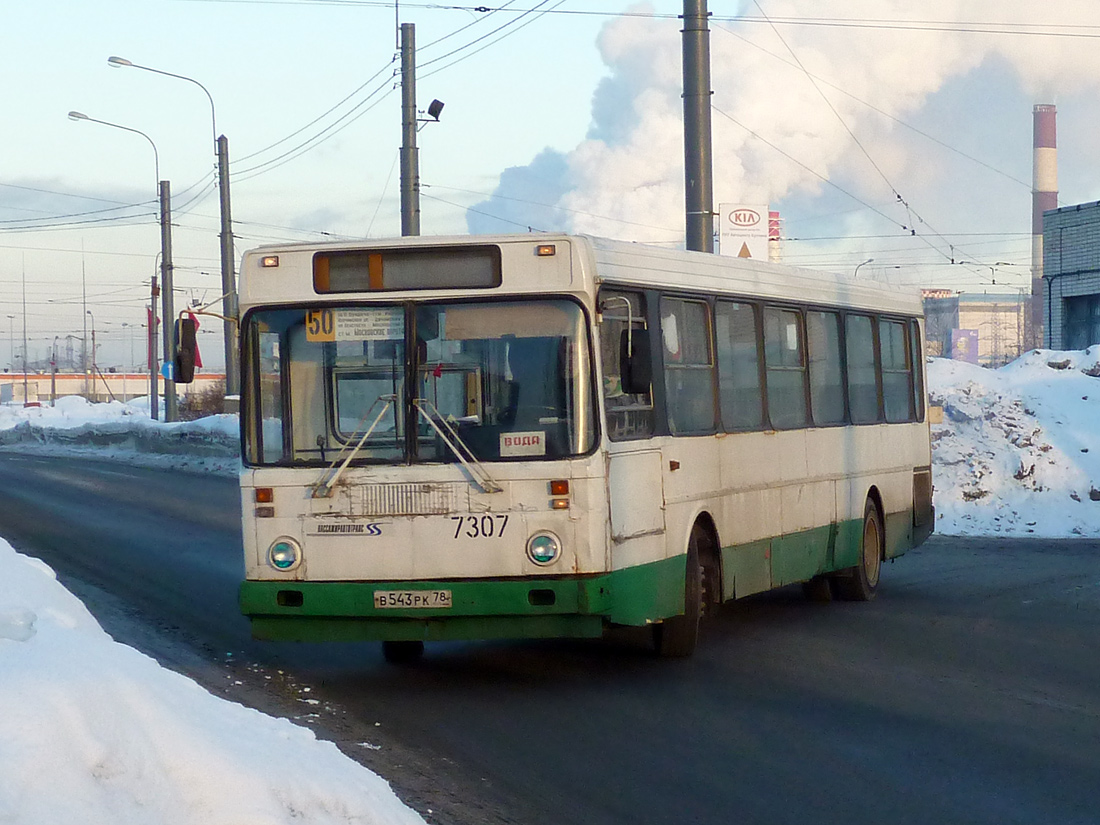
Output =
[
  {"x1": 240, "y1": 233, "x2": 924, "y2": 317},
  {"x1": 582, "y1": 235, "x2": 923, "y2": 316}
]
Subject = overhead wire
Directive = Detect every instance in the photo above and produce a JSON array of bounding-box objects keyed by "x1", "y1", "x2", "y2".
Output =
[
  {"x1": 174, "y1": 1, "x2": 1100, "y2": 40},
  {"x1": 710, "y1": 22, "x2": 1034, "y2": 193}
]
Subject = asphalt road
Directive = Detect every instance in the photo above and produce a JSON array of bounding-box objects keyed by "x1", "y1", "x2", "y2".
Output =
[{"x1": 1, "y1": 451, "x2": 1098, "y2": 825}]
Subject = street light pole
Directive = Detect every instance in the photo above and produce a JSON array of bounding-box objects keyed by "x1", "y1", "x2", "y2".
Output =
[
  {"x1": 159, "y1": 179, "x2": 178, "y2": 421},
  {"x1": 108, "y1": 56, "x2": 238, "y2": 397},
  {"x1": 86, "y1": 310, "x2": 97, "y2": 402},
  {"x1": 68, "y1": 110, "x2": 172, "y2": 420},
  {"x1": 855, "y1": 258, "x2": 875, "y2": 277}
]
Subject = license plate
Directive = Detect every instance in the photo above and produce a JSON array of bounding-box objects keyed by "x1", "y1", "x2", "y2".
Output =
[{"x1": 373, "y1": 589, "x2": 453, "y2": 609}]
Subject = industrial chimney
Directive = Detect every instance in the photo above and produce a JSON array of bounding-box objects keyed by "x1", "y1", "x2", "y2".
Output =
[{"x1": 1031, "y1": 104, "x2": 1057, "y2": 348}]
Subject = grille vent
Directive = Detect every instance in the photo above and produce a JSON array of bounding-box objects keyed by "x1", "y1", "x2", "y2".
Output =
[{"x1": 354, "y1": 482, "x2": 463, "y2": 516}]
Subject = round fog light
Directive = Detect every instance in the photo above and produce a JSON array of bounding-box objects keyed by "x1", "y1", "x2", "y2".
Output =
[
  {"x1": 526, "y1": 531, "x2": 562, "y2": 566},
  {"x1": 268, "y1": 537, "x2": 302, "y2": 571}
]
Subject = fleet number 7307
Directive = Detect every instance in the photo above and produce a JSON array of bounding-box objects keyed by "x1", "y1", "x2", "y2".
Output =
[{"x1": 451, "y1": 514, "x2": 509, "y2": 539}]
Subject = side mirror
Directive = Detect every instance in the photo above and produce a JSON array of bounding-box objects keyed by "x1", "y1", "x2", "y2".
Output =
[
  {"x1": 619, "y1": 329, "x2": 652, "y2": 395},
  {"x1": 175, "y1": 317, "x2": 198, "y2": 384}
]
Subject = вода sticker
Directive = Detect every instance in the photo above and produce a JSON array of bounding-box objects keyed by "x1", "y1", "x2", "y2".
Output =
[{"x1": 500, "y1": 431, "x2": 546, "y2": 457}]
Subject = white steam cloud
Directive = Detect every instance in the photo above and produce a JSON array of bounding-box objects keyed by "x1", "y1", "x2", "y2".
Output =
[{"x1": 467, "y1": 1, "x2": 1100, "y2": 251}]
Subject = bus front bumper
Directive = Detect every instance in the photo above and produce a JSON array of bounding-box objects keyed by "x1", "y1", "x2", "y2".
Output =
[{"x1": 239, "y1": 559, "x2": 684, "y2": 643}]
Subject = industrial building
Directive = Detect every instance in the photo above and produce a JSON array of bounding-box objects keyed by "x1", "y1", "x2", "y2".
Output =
[
  {"x1": 922, "y1": 290, "x2": 1029, "y2": 366},
  {"x1": 1042, "y1": 200, "x2": 1100, "y2": 350}
]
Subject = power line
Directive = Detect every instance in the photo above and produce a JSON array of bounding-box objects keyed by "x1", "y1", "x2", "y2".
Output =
[
  {"x1": 424, "y1": 182, "x2": 679, "y2": 233},
  {"x1": 174, "y1": 2, "x2": 1100, "y2": 40},
  {"x1": 710, "y1": 22, "x2": 1034, "y2": 193},
  {"x1": 233, "y1": 56, "x2": 399, "y2": 165}
]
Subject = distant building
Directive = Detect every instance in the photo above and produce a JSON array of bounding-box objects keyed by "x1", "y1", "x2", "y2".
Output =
[
  {"x1": 922, "y1": 290, "x2": 1028, "y2": 367},
  {"x1": 1043, "y1": 200, "x2": 1100, "y2": 349}
]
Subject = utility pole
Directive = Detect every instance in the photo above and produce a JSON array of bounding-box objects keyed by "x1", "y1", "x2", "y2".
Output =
[
  {"x1": 82, "y1": 253, "x2": 88, "y2": 397},
  {"x1": 21, "y1": 262, "x2": 29, "y2": 404},
  {"x1": 148, "y1": 286, "x2": 158, "y2": 421},
  {"x1": 682, "y1": 0, "x2": 714, "y2": 253},
  {"x1": 159, "y1": 181, "x2": 177, "y2": 421},
  {"x1": 217, "y1": 135, "x2": 238, "y2": 395},
  {"x1": 400, "y1": 22, "x2": 420, "y2": 237}
]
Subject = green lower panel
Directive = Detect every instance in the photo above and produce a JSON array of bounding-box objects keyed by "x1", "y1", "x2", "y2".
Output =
[
  {"x1": 723, "y1": 509, "x2": 918, "y2": 598},
  {"x1": 769, "y1": 523, "x2": 836, "y2": 588},
  {"x1": 240, "y1": 554, "x2": 687, "y2": 643},
  {"x1": 833, "y1": 517, "x2": 863, "y2": 570}
]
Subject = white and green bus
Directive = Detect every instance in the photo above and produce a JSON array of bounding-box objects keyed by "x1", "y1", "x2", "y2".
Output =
[{"x1": 224, "y1": 234, "x2": 933, "y2": 660}]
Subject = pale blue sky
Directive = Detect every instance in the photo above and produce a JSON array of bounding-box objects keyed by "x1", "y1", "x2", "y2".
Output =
[{"x1": 4, "y1": 2, "x2": 1100, "y2": 370}]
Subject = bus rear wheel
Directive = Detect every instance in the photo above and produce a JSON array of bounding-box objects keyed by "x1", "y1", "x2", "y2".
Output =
[
  {"x1": 382, "y1": 640, "x2": 425, "y2": 664},
  {"x1": 653, "y1": 526, "x2": 706, "y2": 658},
  {"x1": 834, "y1": 498, "x2": 883, "y2": 602}
]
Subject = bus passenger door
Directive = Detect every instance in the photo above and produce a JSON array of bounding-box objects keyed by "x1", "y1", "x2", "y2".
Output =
[
  {"x1": 608, "y1": 448, "x2": 666, "y2": 544},
  {"x1": 606, "y1": 448, "x2": 671, "y2": 625}
]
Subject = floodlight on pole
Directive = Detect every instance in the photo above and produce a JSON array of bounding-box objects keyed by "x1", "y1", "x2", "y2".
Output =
[{"x1": 107, "y1": 55, "x2": 238, "y2": 396}]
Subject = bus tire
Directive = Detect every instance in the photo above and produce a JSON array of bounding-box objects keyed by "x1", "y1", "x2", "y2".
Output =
[
  {"x1": 652, "y1": 526, "x2": 705, "y2": 658},
  {"x1": 382, "y1": 640, "x2": 425, "y2": 664},
  {"x1": 835, "y1": 498, "x2": 883, "y2": 602}
]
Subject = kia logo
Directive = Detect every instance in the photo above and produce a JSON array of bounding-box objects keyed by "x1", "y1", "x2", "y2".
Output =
[{"x1": 728, "y1": 209, "x2": 761, "y2": 227}]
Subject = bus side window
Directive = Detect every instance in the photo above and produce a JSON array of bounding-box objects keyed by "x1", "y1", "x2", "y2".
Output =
[
  {"x1": 599, "y1": 289, "x2": 654, "y2": 441},
  {"x1": 880, "y1": 319, "x2": 912, "y2": 423},
  {"x1": 763, "y1": 306, "x2": 808, "y2": 429},
  {"x1": 807, "y1": 310, "x2": 845, "y2": 425},
  {"x1": 911, "y1": 320, "x2": 926, "y2": 421},
  {"x1": 716, "y1": 300, "x2": 763, "y2": 430},
  {"x1": 846, "y1": 314, "x2": 880, "y2": 423},
  {"x1": 661, "y1": 297, "x2": 716, "y2": 434}
]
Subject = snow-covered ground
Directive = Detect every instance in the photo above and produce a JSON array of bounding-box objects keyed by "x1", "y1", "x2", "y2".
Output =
[
  {"x1": 929, "y1": 347, "x2": 1100, "y2": 537},
  {"x1": 0, "y1": 537, "x2": 425, "y2": 825},
  {"x1": 2, "y1": 350, "x2": 1099, "y2": 823}
]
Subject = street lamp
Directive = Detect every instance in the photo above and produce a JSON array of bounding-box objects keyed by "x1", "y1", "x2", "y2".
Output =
[
  {"x1": 68, "y1": 110, "x2": 175, "y2": 422},
  {"x1": 854, "y1": 258, "x2": 875, "y2": 277},
  {"x1": 108, "y1": 55, "x2": 238, "y2": 397}
]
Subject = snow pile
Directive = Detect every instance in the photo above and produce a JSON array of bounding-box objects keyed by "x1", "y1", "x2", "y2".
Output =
[
  {"x1": 929, "y1": 348, "x2": 1100, "y2": 537},
  {"x1": 0, "y1": 536, "x2": 425, "y2": 825},
  {"x1": 0, "y1": 395, "x2": 239, "y2": 475}
]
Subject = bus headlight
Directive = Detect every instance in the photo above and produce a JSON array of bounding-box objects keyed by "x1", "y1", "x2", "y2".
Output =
[
  {"x1": 526, "y1": 531, "x2": 562, "y2": 566},
  {"x1": 268, "y1": 537, "x2": 302, "y2": 571}
]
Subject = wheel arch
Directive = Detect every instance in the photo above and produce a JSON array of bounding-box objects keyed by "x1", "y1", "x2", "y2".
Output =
[
  {"x1": 689, "y1": 509, "x2": 723, "y2": 609},
  {"x1": 864, "y1": 485, "x2": 886, "y2": 560}
]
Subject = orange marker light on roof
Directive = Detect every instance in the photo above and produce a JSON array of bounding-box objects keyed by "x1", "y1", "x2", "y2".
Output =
[{"x1": 536, "y1": 244, "x2": 556, "y2": 257}]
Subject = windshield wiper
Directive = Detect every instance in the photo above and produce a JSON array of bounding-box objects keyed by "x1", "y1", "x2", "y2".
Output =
[
  {"x1": 414, "y1": 398, "x2": 503, "y2": 494},
  {"x1": 310, "y1": 394, "x2": 395, "y2": 498}
]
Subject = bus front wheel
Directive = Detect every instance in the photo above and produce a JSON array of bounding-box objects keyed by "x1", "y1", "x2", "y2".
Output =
[
  {"x1": 834, "y1": 498, "x2": 883, "y2": 602},
  {"x1": 382, "y1": 640, "x2": 425, "y2": 664},
  {"x1": 652, "y1": 526, "x2": 706, "y2": 658}
]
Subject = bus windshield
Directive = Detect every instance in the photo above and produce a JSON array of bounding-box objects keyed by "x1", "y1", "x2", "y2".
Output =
[{"x1": 243, "y1": 298, "x2": 597, "y2": 466}]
